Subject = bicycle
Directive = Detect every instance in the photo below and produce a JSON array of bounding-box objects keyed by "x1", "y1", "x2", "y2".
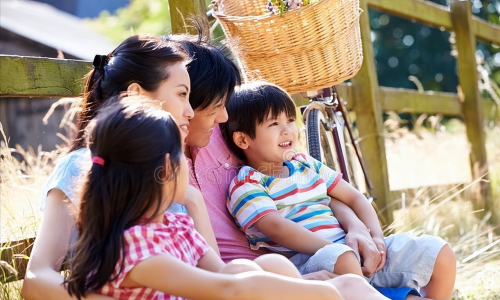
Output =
[{"x1": 300, "y1": 86, "x2": 374, "y2": 200}]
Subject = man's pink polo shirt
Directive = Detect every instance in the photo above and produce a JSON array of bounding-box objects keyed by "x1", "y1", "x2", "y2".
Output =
[{"x1": 187, "y1": 126, "x2": 267, "y2": 262}]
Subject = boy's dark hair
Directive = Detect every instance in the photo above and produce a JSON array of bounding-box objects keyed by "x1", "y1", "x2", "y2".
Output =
[
  {"x1": 170, "y1": 18, "x2": 242, "y2": 111},
  {"x1": 70, "y1": 34, "x2": 187, "y2": 153},
  {"x1": 221, "y1": 82, "x2": 296, "y2": 161},
  {"x1": 65, "y1": 97, "x2": 183, "y2": 299}
]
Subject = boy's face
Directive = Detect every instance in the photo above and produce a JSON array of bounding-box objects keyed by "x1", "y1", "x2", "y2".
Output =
[{"x1": 243, "y1": 111, "x2": 298, "y2": 168}]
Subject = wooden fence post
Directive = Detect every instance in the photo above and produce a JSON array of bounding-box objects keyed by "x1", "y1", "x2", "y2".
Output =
[
  {"x1": 168, "y1": 0, "x2": 207, "y2": 34},
  {"x1": 351, "y1": 0, "x2": 392, "y2": 225},
  {"x1": 450, "y1": 0, "x2": 494, "y2": 221}
]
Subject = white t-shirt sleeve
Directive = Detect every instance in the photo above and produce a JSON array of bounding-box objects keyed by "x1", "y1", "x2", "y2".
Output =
[{"x1": 39, "y1": 148, "x2": 91, "y2": 211}]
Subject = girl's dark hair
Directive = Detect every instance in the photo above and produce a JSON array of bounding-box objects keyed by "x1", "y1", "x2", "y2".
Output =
[
  {"x1": 65, "y1": 97, "x2": 183, "y2": 299},
  {"x1": 69, "y1": 34, "x2": 186, "y2": 153},
  {"x1": 221, "y1": 82, "x2": 297, "y2": 161},
  {"x1": 171, "y1": 19, "x2": 241, "y2": 111}
]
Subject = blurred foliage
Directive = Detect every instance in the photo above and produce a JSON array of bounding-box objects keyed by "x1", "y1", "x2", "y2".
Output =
[
  {"x1": 371, "y1": 0, "x2": 500, "y2": 93},
  {"x1": 86, "y1": 0, "x2": 173, "y2": 44},
  {"x1": 88, "y1": 0, "x2": 500, "y2": 90}
]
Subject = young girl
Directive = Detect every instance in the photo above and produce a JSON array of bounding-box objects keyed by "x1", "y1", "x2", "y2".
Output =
[{"x1": 64, "y1": 99, "x2": 346, "y2": 300}]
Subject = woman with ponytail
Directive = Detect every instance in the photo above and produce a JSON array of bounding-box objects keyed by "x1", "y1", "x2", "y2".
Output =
[
  {"x1": 63, "y1": 99, "x2": 345, "y2": 300},
  {"x1": 21, "y1": 34, "x2": 214, "y2": 300}
]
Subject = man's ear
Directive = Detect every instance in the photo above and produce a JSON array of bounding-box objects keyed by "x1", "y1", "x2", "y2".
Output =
[
  {"x1": 126, "y1": 83, "x2": 143, "y2": 96},
  {"x1": 233, "y1": 131, "x2": 249, "y2": 150}
]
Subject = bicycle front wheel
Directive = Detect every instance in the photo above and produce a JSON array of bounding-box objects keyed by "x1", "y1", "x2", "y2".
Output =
[{"x1": 306, "y1": 108, "x2": 342, "y2": 174}]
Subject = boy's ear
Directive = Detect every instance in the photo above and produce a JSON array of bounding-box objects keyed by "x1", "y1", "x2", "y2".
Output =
[
  {"x1": 233, "y1": 131, "x2": 249, "y2": 150},
  {"x1": 126, "y1": 83, "x2": 143, "y2": 96}
]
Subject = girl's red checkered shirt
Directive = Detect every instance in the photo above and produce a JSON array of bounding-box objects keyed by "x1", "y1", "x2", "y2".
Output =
[{"x1": 97, "y1": 212, "x2": 209, "y2": 299}]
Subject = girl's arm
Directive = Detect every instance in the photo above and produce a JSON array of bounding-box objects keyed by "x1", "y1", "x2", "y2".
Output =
[
  {"x1": 123, "y1": 253, "x2": 343, "y2": 300},
  {"x1": 182, "y1": 185, "x2": 220, "y2": 255},
  {"x1": 21, "y1": 189, "x2": 113, "y2": 300},
  {"x1": 327, "y1": 181, "x2": 387, "y2": 272}
]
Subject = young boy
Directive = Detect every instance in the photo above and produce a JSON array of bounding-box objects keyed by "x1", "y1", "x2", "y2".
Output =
[{"x1": 221, "y1": 81, "x2": 456, "y2": 299}]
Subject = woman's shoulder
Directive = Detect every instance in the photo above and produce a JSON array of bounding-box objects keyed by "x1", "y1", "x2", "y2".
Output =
[
  {"x1": 49, "y1": 147, "x2": 89, "y2": 168},
  {"x1": 39, "y1": 148, "x2": 91, "y2": 209}
]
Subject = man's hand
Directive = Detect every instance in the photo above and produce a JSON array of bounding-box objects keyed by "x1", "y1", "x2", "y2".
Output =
[
  {"x1": 302, "y1": 270, "x2": 339, "y2": 281},
  {"x1": 343, "y1": 227, "x2": 381, "y2": 278}
]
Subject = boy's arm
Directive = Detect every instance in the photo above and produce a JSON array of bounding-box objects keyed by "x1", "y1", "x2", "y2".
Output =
[
  {"x1": 228, "y1": 175, "x2": 330, "y2": 255},
  {"x1": 254, "y1": 212, "x2": 333, "y2": 255}
]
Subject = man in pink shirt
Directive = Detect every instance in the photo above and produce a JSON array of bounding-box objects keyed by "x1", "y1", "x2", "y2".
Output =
[
  {"x1": 177, "y1": 34, "x2": 456, "y2": 300},
  {"x1": 176, "y1": 36, "x2": 381, "y2": 270},
  {"x1": 187, "y1": 126, "x2": 268, "y2": 262}
]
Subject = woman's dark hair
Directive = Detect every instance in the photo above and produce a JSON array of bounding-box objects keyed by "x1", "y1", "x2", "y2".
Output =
[
  {"x1": 65, "y1": 97, "x2": 183, "y2": 299},
  {"x1": 69, "y1": 34, "x2": 187, "y2": 153},
  {"x1": 221, "y1": 82, "x2": 297, "y2": 161},
  {"x1": 171, "y1": 19, "x2": 241, "y2": 111}
]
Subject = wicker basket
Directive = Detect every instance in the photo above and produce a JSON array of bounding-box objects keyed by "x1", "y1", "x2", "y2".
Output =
[{"x1": 213, "y1": 0, "x2": 363, "y2": 94}]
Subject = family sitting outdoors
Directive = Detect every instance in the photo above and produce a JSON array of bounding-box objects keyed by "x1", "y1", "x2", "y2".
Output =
[{"x1": 21, "y1": 23, "x2": 456, "y2": 300}]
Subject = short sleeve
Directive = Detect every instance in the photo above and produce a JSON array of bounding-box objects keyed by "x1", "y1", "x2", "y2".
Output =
[
  {"x1": 112, "y1": 214, "x2": 209, "y2": 289},
  {"x1": 39, "y1": 148, "x2": 91, "y2": 210},
  {"x1": 227, "y1": 167, "x2": 277, "y2": 232},
  {"x1": 110, "y1": 226, "x2": 167, "y2": 288},
  {"x1": 294, "y1": 153, "x2": 342, "y2": 193}
]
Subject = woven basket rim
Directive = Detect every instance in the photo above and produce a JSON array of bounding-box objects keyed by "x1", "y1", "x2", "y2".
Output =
[{"x1": 213, "y1": 0, "x2": 335, "y2": 21}]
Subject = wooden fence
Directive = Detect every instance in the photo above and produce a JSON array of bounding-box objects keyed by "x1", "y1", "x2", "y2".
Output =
[{"x1": 1, "y1": 0, "x2": 499, "y2": 283}]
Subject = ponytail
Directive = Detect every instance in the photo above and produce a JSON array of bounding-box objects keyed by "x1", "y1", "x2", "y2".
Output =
[
  {"x1": 69, "y1": 67, "x2": 107, "y2": 152},
  {"x1": 68, "y1": 35, "x2": 186, "y2": 153}
]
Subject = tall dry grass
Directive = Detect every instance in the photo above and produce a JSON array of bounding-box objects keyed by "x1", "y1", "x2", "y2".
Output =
[
  {"x1": 388, "y1": 125, "x2": 500, "y2": 300},
  {"x1": 1, "y1": 115, "x2": 500, "y2": 299}
]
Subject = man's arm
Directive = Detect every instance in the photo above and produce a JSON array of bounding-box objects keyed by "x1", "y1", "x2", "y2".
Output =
[{"x1": 329, "y1": 199, "x2": 383, "y2": 277}]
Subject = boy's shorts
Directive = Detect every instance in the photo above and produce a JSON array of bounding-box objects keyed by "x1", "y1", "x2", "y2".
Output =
[{"x1": 289, "y1": 233, "x2": 447, "y2": 290}]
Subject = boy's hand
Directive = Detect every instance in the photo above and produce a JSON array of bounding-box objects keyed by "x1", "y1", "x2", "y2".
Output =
[
  {"x1": 344, "y1": 227, "x2": 381, "y2": 278},
  {"x1": 372, "y1": 237, "x2": 387, "y2": 273}
]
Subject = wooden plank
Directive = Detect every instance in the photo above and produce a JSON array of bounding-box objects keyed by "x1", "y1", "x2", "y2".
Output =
[
  {"x1": 450, "y1": 0, "x2": 492, "y2": 217},
  {"x1": 367, "y1": 0, "x2": 452, "y2": 30},
  {"x1": 168, "y1": 0, "x2": 208, "y2": 34},
  {"x1": 378, "y1": 87, "x2": 462, "y2": 115},
  {"x1": 0, "y1": 56, "x2": 90, "y2": 98},
  {"x1": 367, "y1": 0, "x2": 500, "y2": 45},
  {"x1": 338, "y1": 84, "x2": 499, "y2": 119},
  {"x1": 351, "y1": 0, "x2": 392, "y2": 225},
  {"x1": 473, "y1": 16, "x2": 500, "y2": 45}
]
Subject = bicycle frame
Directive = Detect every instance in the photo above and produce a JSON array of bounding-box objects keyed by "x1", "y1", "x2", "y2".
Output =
[{"x1": 301, "y1": 86, "x2": 374, "y2": 194}]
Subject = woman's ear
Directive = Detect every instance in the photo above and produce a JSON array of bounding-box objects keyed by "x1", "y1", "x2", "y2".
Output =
[
  {"x1": 126, "y1": 83, "x2": 142, "y2": 97},
  {"x1": 233, "y1": 132, "x2": 249, "y2": 150}
]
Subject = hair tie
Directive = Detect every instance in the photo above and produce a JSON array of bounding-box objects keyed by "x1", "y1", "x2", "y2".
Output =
[
  {"x1": 92, "y1": 55, "x2": 109, "y2": 70},
  {"x1": 92, "y1": 156, "x2": 105, "y2": 167}
]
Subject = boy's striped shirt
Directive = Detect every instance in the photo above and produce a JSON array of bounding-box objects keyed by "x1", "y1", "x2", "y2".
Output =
[{"x1": 227, "y1": 153, "x2": 345, "y2": 255}]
